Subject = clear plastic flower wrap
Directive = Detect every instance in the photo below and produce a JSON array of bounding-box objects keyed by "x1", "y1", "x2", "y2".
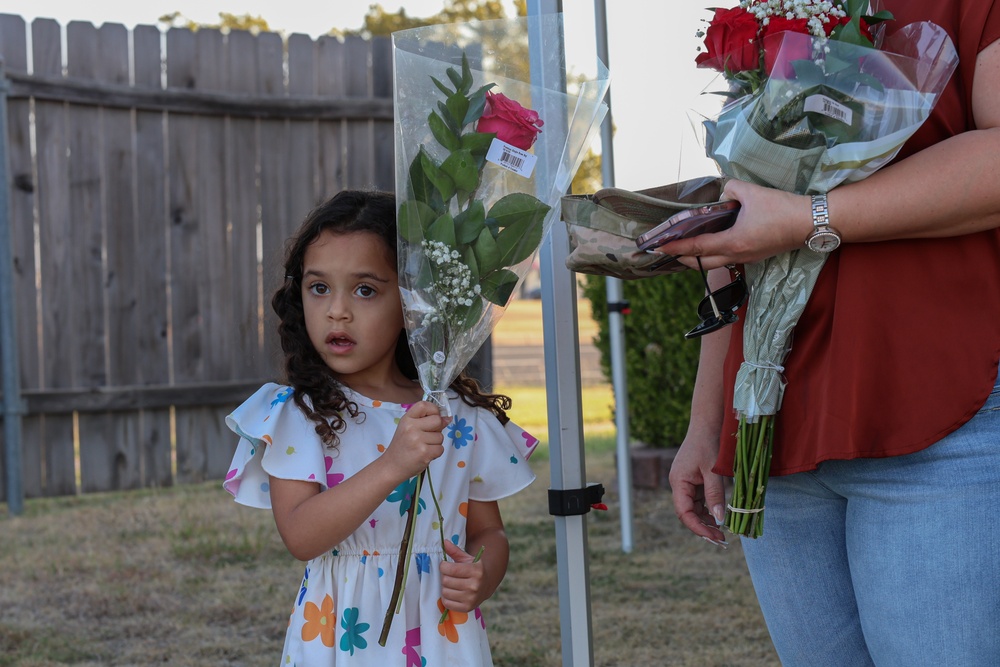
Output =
[{"x1": 392, "y1": 15, "x2": 610, "y2": 414}]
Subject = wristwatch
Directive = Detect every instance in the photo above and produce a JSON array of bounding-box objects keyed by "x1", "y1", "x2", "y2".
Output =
[{"x1": 805, "y1": 193, "x2": 841, "y2": 253}]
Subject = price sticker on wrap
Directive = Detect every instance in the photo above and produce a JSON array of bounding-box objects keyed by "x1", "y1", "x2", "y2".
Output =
[
  {"x1": 485, "y1": 138, "x2": 537, "y2": 178},
  {"x1": 804, "y1": 94, "x2": 853, "y2": 126}
]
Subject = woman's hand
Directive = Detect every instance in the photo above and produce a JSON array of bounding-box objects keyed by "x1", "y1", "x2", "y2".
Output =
[
  {"x1": 669, "y1": 431, "x2": 728, "y2": 546},
  {"x1": 655, "y1": 180, "x2": 812, "y2": 271},
  {"x1": 382, "y1": 400, "x2": 448, "y2": 480}
]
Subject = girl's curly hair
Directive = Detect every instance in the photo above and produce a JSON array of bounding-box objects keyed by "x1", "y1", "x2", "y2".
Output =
[{"x1": 271, "y1": 189, "x2": 512, "y2": 448}]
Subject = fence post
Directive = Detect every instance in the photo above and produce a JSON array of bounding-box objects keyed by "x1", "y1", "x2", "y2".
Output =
[{"x1": 0, "y1": 58, "x2": 24, "y2": 516}]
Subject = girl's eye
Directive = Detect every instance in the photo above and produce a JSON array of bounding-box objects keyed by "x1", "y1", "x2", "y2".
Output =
[
  {"x1": 355, "y1": 284, "x2": 376, "y2": 298},
  {"x1": 308, "y1": 283, "x2": 330, "y2": 296}
]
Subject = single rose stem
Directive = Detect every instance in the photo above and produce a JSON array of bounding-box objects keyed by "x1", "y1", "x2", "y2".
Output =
[{"x1": 379, "y1": 470, "x2": 424, "y2": 646}]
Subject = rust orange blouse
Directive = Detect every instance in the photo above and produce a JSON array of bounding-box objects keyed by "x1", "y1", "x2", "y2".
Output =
[{"x1": 715, "y1": 0, "x2": 1000, "y2": 476}]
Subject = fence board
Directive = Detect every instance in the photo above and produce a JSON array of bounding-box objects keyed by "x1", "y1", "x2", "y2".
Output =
[
  {"x1": 343, "y1": 36, "x2": 374, "y2": 189},
  {"x1": 97, "y1": 22, "x2": 145, "y2": 491},
  {"x1": 32, "y1": 18, "x2": 77, "y2": 497},
  {"x1": 259, "y1": 33, "x2": 299, "y2": 376},
  {"x1": 317, "y1": 35, "x2": 346, "y2": 195},
  {"x1": 371, "y1": 36, "x2": 394, "y2": 191},
  {"x1": 64, "y1": 21, "x2": 116, "y2": 494},
  {"x1": 225, "y1": 29, "x2": 264, "y2": 381},
  {"x1": 167, "y1": 27, "x2": 237, "y2": 483},
  {"x1": 0, "y1": 14, "x2": 33, "y2": 500},
  {"x1": 132, "y1": 24, "x2": 174, "y2": 488}
]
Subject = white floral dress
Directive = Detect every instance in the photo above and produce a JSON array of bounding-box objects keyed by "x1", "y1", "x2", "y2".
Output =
[{"x1": 223, "y1": 383, "x2": 538, "y2": 666}]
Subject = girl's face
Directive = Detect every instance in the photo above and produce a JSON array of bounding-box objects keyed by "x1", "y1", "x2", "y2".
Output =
[{"x1": 301, "y1": 230, "x2": 404, "y2": 391}]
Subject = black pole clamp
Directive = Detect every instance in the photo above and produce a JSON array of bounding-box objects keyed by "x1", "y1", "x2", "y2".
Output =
[
  {"x1": 607, "y1": 300, "x2": 630, "y2": 315},
  {"x1": 548, "y1": 482, "x2": 606, "y2": 516}
]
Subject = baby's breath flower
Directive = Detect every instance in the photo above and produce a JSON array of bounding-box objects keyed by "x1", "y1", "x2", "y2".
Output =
[{"x1": 420, "y1": 239, "x2": 482, "y2": 328}]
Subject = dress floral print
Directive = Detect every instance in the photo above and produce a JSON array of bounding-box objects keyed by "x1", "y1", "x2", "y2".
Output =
[{"x1": 224, "y1": 383, "x2": 537, "y2": 666}]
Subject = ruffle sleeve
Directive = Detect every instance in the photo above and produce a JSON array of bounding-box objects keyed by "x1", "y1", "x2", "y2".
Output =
[
  {"x1": 222, "y1": 383, "x2": 334, "y2": 509},
  {"x1": 457, "y1": 404, "x2": 538, "y2": 503}
]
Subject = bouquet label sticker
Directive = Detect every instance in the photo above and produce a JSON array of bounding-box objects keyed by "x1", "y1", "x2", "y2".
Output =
[
  {"x1": 486, "y1": 138, "x2": 537, "y2": 178},
  {"x1": 804, "y1": 94, "x2": 854, "y2": 126}
]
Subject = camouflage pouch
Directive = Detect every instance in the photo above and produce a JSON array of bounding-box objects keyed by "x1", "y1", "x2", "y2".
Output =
[{"x1": 562, "y1": 176, "x2": 724, "y2": 280}]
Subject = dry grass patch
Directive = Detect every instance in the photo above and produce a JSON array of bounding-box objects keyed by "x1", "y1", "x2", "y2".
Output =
[{"x1": 2, "y1": 425, "x2": 777, "y2": 666}]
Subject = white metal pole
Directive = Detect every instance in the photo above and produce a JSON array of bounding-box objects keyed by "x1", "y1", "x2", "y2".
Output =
[
  {"x1": 593, "y1": 0, "x2": 634, "y2": 554},
  {"x1": 526, "y1": 2, "x2": 595, "y2": 665}
]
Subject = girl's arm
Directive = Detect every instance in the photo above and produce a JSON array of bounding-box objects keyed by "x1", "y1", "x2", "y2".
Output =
[
  {"x1": 439, "y1": 499, "x2": 509, "y2": 613},
  {"x1": 270, "y1": 401, "x2": 449, "y2": 561},
  {"x1": 659, "y1": 40, "x2": 1000, "y2": 270}
]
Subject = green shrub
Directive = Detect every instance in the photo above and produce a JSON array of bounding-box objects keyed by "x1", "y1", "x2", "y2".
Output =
[{"x1": 581, "y1": 271, "x2": 704, "y2": 448}]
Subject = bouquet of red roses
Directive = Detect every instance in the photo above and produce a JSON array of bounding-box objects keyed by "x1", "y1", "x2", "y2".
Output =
[{"x1": 694, "y1": 0, "x2": 958, "y2": 537}]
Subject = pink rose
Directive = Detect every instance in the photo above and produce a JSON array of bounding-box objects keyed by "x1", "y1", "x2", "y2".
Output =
[
  {"x1": 695, "y1": 7, "x2": 760, "y2": 74},
  {"x1": 475, "y1": 91, "x2": 544, "y2": 151},
  {"x1": 761, "y1": 18, "x2": 812, "y2": 79}
]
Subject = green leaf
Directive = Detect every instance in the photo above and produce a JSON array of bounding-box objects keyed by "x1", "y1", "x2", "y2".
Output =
[
  {"x1": 488, "y1": 193, "x2": 551, "y2": 266},
  {"x1": 472, "y1": 227, "x2": 501, "y2": 275},
  {"x1": 419, "y1": 148, "x2": 455, "y2": 202},
  {"x1": 446, "y1": 66, "x2": 463, "y2": 91},
  {"x1": 437, "y1": 101, "x2": 459, "y2": 132},
  {"x1": 866, "y1": 10, "x2": 894, "y2": 24},
  {"x1": 430, "y1": 76, "x2": 453, "y2": 97},
  {"x1": 407, "y1": 152, "x2": 443, "y2": 210},
  {"x1": 480, "y1": 268, "x2": 519, "y2": 307},
  {"x1": 454, "y1": 200, "x2": 486, "y2": 245},
  {"x1": 440, "y1": 149, "x2": 480, "y2": 194},
  {"x1": 462, "y1": 245, "x2": 480, "y2": 281},
  {"x1": 459, "y1": 53, "x2": 474, "y2": 95},
  {"x1": 428, "y1": 111, "x2": 461, "y2": 152},
  {"x1": 452, "y1": 298, "x2": 484, "y2": 331},
  {"x1": 397, "y1": 200, "x2": 436, "y2": 243},
  {"x1": 464, "y1": 83, "x2": 494, "y2": 126},
  {"x1": 832, "y1": 17, "x2": 869, "y2": 47},
  {"x1": 461, "y1": 131, "x2": 497, "y2": 156},
  {"x1": 790, "y1": 58, "x2": 826, "y2": 86},
  {"x1": 426, "y1": 212, "x2": 457, "y2": 247},
  {"x1": 446, "y1": 93, "x2": 471, "y2": 133}
]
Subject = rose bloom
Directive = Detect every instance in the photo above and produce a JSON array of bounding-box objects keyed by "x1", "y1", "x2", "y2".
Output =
[
  {"x1": 475, "y1": 91, "x2": 543, "y2": 151},
  {"x1": 761, "y1": 17, "x2": 812, "y2": 78},
  {"x1": 695, "y1": 6, "x2": 760, "y2": 74}
]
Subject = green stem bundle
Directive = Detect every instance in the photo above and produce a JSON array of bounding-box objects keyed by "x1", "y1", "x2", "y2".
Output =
[{"x1": 724, "y1": 415, "x2": 775, "y2": 538}]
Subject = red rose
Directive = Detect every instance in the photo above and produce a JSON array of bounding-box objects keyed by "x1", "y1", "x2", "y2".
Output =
[
  {"x1": 695, "y1": 7, "x2": 760, "y2": 74},
  {"x1": 475, "y1": 91, "x2": 544, "y2": 151},
  {"x1": 761, "y1": 18, "x2": 812, "y2": 78}
]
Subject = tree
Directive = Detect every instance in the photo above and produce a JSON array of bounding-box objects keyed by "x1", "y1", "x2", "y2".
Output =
[
  {"x1": 348, "y1": 0, "x2": 525, "y2": 38},
  {"x1": 158, "y1": 11, "x2": 271, "y2": 34}
]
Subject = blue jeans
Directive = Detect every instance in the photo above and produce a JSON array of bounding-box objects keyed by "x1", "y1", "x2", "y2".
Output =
[{"x1": 741, "y1": 373, "x2": 1000, "y2": 667}]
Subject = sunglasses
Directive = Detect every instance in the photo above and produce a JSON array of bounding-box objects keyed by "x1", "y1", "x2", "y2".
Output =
[{"x1": 685, "y1": 258, "x2": 748, "y2": 339}]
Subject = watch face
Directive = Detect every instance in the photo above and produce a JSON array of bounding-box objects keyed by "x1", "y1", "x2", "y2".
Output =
[{"x1": 808, "y1": 230, "x2": 841, "y2": 253}]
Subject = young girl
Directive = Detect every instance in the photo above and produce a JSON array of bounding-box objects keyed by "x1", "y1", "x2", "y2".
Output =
[{"x1": 223, "y1": 190, "x2": 538, "y2": 665}]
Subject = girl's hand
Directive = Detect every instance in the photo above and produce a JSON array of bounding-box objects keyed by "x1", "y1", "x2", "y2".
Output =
[
  {"x1": 439, "y1": 540, "x2": 489, "y2": 613},
  {"x1": 383, "y1": 401, "x2": 448, "y2": 480},
  {"x1": 656, "y1": 180, "x2": 812, "y2": 270}
]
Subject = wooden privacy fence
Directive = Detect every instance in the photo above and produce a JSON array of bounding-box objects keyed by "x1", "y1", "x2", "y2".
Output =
[{"x1": 0, "y1": 14, "x2": 395, "y2": 502}]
